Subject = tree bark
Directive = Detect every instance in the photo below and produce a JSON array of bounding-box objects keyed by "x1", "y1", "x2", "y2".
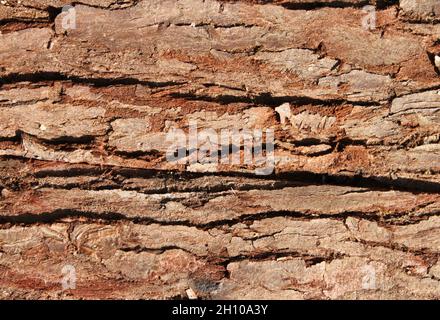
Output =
[{"x1": 0, "y1": 0, "x2": 439, "y2": 299}]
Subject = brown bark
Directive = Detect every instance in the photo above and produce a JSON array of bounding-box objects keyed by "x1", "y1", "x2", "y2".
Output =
[{"x1": 0, "y1": 0, "x2": 439, "y2": 299}]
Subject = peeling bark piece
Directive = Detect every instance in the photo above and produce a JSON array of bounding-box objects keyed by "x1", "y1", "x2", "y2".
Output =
[
  {"x1": 0, "y1": 0, "x2": 138, "y2": 22},
  {"x1": 0, "y1": 103, "x2": 108, "y2": 140},
  {"x1": 391, "y1": 90, "x2": 440, "y2": 115},
  {"x1": 0, "y1": 85, "x2": 59, "y2": 105},
  {"x1": 317, "y1": 70, "x2": 393, "y2": 101},
  {"x1": 254, "y1": 49, "x2": 339, "y2": 80},
  {"x1": 0, "y1": 28, "x2": 53, "y2": 75},
  {"x1": 400, "y1": 0, "x2": 440, "y2": 22}
]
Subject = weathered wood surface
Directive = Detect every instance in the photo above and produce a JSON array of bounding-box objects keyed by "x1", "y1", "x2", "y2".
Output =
[{"x1": 0, "y1": 0, "x2": 439, "y2": 299}]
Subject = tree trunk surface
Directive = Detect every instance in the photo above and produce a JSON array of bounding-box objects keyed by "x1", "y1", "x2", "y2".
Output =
[{"x1": 0, "y1": 0, "x2": 439, "y2": 299}]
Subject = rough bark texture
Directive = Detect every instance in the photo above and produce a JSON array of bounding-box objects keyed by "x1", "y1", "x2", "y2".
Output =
[{"x1": 0, "y1": 0, "x2": 439, "y2": 300}]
